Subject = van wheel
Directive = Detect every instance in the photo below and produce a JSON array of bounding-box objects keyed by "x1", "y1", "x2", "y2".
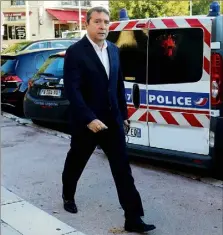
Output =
[{"x1": 211, "y1": 159, "x2": 223, "y2": 180}]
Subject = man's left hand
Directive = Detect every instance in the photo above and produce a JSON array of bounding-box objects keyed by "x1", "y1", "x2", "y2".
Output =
[
  {"x1": 124, "y1": 120, "x2": 130, "y2": 127},
  {"x1": 123, "y1": 120, "x2": 130, "y2": 135}
]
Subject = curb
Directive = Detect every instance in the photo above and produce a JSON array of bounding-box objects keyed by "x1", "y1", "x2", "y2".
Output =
[{"x1": 1, "y1": 112, "x2": 71, "y2": 140}]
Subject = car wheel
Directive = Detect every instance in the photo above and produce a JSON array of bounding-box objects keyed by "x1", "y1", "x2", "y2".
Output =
[
  {"x1": 15, "y1": 100, "x2": 25, "y2": 117},
  {"x1": 31, "y1": 119, "x2": 45, "y2": 126}
]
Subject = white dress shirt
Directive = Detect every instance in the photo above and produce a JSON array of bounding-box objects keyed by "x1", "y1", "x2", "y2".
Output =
[{"x1": 86, "y1": 34, "x2": 110, "y2": 78}]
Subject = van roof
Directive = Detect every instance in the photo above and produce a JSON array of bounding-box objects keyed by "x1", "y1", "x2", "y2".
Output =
[
  {"x1": 109, "y1": 16, "x2": 214, "y2": 31},
  {"x1": 111, "y1": 15, "x2": 215, "y2": 23}
]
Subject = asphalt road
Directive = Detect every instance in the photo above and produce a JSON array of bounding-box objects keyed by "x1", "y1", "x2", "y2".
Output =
[{"x1": 1, "y1": 115, "x2": 223, "y2": 235}]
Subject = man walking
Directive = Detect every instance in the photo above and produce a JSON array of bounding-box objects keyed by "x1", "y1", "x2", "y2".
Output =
[{"x1": 62, "y1": 6, "x2": 156, "y2": 233}]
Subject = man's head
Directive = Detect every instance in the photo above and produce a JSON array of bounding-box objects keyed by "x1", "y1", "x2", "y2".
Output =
[{"x1": 86, "y1": 7, "x2": 110, "y2": 46}]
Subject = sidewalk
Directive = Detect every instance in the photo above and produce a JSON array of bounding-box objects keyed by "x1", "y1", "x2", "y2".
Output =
[
  {"x1": 2, "y1": 113, "x2": 222, "y2": 235},
  {"x1": 1, "y1": 186, "x2": 87, "y2": 235}
]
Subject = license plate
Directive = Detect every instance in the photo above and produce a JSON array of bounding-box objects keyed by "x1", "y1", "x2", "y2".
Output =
[
  {"x1": 39, "y1": 89, "x2": 61, "y2": 97},
  {"x1": 127, "y1": 127, "x2": 141, "y2": 138}
]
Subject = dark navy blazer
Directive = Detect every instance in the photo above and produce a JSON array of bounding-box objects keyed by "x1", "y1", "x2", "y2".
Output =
[{"x1": 63, "y1": 36, "x2": 128, "y2": 133}]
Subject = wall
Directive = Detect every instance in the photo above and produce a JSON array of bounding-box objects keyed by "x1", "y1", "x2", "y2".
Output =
[
  {"x1": 91, "y1": 1, "x2": 109, "y2": 10},
  {"x1": 1, "y1": 0, "x2": 55, "y2": 45},
  {"x1": 39, "y1": 8, "x2": 55, "y2": 39}
]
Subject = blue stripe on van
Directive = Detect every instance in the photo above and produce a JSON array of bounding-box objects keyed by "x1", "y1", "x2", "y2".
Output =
[{"x1": 125, "y1": 89, "x2": 209, "y2": 110}]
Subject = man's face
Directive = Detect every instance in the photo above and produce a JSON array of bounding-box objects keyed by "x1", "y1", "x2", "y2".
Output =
[{"x1": 86, "y1": 11, "x2": 110, "y2": 44}]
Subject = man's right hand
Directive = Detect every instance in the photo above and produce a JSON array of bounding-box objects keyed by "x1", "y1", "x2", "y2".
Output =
[{"x1": 87, "y1": 119, "x2": 108, "y2": 133}]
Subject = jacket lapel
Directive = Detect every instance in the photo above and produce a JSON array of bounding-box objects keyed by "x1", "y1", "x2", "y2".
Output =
[
  {"x1": 107, "y1": 41, "x2": 114, "y2": 80},
  {"x1": 82, "y1": 36, "x2": 108, "y2": 77}
]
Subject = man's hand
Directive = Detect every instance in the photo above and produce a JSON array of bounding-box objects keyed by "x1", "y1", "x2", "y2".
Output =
[
  {"x1": 87, "y1": 119, "x2": 108, "y2": 133},
  {"x1": 124, "y1": 120, "x2": 130, "y2": 127},
  {"x1": 123, "y1": 120, "x2": 130, "y2": 134}
]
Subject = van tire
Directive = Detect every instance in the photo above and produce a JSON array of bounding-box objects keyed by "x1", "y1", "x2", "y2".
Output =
[{"x1": 211, "y1": 158, "x2": 223, "y2": 180}]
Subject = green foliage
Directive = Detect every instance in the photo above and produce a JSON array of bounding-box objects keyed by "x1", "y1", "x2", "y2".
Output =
[
  {"x1": 2, "y1": 41, "x2": 32, "y2": 54},
  {"x1": 109, "y1": 0, "x2": 189, "y2": 20},
  {"x1": 191, "y1": 0, "x2": 212, "y2": 15}
]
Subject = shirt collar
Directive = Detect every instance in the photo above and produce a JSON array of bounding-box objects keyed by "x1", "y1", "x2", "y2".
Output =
[{"x1": 86, "y1": 34, "x2": 107, "y2": 51}]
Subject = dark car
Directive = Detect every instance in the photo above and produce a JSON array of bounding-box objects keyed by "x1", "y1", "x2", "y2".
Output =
[
  {"x1": 24, "y1": 51, "x2": 69, "y2": 123},
  {"x1": 2, "y1": 39, "x2": 77, "y2": 54},
  {"x1": 1, "y1": 48, "x2": 67, "y2": 114}
]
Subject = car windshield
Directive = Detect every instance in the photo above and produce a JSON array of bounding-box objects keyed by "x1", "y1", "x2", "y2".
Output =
[
  {"x1": 2, "y1": 41, "x2": 32, "y2": 54},
  {"x1": 34, "y1": 56, "x2": 64, "y2": 78}
]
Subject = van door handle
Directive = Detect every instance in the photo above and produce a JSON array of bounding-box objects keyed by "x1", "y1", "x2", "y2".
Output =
[{"x1": 132, "y1": 83, "x2": 140, "y2": 109}]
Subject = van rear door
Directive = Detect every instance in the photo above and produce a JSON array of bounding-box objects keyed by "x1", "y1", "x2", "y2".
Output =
[{"x1": 147, "y1": 18, "x2": 212, "y2": 155}]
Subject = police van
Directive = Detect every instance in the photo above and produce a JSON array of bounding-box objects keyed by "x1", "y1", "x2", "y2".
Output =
[{"x1": 107, "y1": 2, "x2": 223, "y2": 177}]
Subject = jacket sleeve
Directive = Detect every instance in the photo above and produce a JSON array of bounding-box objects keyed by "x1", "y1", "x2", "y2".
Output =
[
  {"x1": 63, "y1": 46, "x2": 97, "y2": 125},
  {"x1": 117, "y1": 48, "x2": 128, "y2": 121}
]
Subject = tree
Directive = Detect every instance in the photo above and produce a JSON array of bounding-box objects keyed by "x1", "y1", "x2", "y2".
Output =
[
  {"x1": 191, "y1": 0, "x2": 212, "y2": 15},
  {"x1": 109, "y1": 0, "x2": 189, "y2": 21}
]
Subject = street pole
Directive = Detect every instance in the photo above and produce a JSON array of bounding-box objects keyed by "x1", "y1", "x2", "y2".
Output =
[
  {"x1": 26, "y1": 0, "x2": 30, "y2": 40},
  {"x1": 1, "y1": 12, "x2": 5, "y2": 51},
  {"x1": 190, "y1": 0, "x2": 193, "y2": 16},
  {"x1": 78, "y1": 0, "x2": 82, "y2": 34}
]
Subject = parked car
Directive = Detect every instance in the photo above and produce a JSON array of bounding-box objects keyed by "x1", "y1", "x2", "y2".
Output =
[
  {"x1": 2, "y1": 38, "x2": 77, "y2": 54},
  {"x1": 62, "y1": 30, "x2": 86, "y2": 39},
  {"x1": 1, "y1": 48, "x2": 67, "y2": 114},
  {"x1": 24, "y1": 51, "x2": 69, "y2": 123}
]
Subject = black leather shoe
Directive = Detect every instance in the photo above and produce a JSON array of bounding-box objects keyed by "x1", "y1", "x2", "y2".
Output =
[
  {"x1": 62, "y1": 195, "x2": 78, "y2": 214},
  {"x1": 124, "y1": 217, "x2": 156, "y2": 233}
]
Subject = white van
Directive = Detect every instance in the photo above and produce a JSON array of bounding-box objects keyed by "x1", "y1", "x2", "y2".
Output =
[{"x1": 107, "y1": 5, "x2": 223, "y2": 177}]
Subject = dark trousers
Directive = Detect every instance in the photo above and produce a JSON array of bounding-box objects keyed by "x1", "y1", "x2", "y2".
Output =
[{"x1": 62, "y1": 118, "x2": 144, "y2": 219}]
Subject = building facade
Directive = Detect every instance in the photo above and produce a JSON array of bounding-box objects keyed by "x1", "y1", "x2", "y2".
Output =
[{"x1": 1, "y1": 0, "x2": 109, "y2": 46}]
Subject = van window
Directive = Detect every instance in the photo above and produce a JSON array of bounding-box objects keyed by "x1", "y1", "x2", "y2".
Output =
[
  {"x1": 107, "y1": 30, "x2": 148, "y2": 84},
  {"x1": 107, "y1": 28, "x2": 203, "y2": 85},
  {"x1": 148, "y1": 28, "x2": 203, "y2": 84}
]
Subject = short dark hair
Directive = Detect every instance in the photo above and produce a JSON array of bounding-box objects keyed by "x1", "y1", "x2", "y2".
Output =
[{"x1": 86, "y1": 6, "x2": 110, "y2": 24}]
